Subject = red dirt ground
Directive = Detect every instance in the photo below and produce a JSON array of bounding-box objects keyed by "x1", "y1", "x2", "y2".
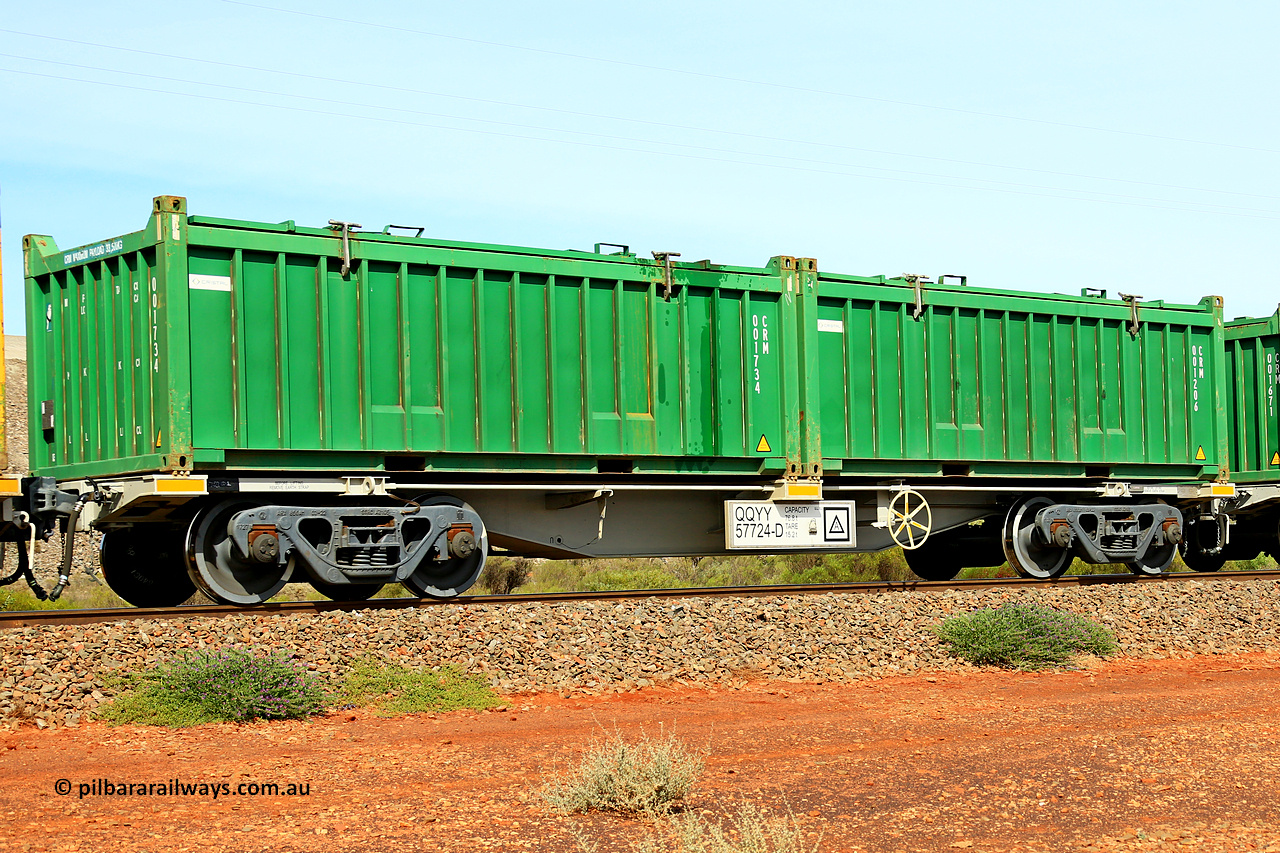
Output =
[{"x1": 2, "y1": 653, "x2": 1280, "y2": 853}]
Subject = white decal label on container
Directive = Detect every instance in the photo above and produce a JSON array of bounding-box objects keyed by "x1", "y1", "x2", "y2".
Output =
[
  {"x1": 750, "y1": 313, "x2": 771, "y2": 395},
  {"x1": 63, "y1": 239, "x2": 123, "y2": 266},
  {"x1": 725, "y1": 501, "x2": 856, "y2": 549},
  {"x1": 188, "y1": 274, "x2": 232, "y2": 292},
  {"x1": 1189, "y1": 344, "x2": 1204, "y2": 413},
  {"x1": 1268, "y1": 351, "x2": 1277, "y2": 418},
  {"x1": 151, "y1": 278, "x2": 160, "y2": 373},
  {"x1": 817, "y1": 318, "x2": 844, "y2": 333}
]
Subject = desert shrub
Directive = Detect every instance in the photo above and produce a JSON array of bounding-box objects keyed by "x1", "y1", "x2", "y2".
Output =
[
  {"x1": 654, "y1": 802, "x2": 819, "y2": 853},
  {"x1": 543, "y1": 730, "x2": 704, "y2": 816},
  {"x1": 935, "y1": 601, "x2": 1118, "y2": 670},
  {"x1": 98, "y1": 648, "x2": 326, "y2": 726},
  {"x1": 580, "y1": 569, "x2": 687, "y2": 591},
  {"x1": 571, "y1": 801, "x2": 818, "y2": 853},
  {"x1": 1226, "y1": 552, "x2": 1279, "y2": 571},
  {"x1": 517, "y1": 551, "x2": 936, "y2": 592},
  {"x1": 478, "y1": 556, "x2": 534, "y2": 594},
  {"x1": 341, "y1": 659, "x2": 501, "y2": 715},
  {"x1": 522, "y1": 558, "x2": 675, "y2": 593},
  {"x1": 0, "y1": 576, "x2": 128, "y2": 611}
]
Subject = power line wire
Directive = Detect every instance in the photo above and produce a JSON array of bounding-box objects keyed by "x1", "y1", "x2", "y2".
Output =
[
  {"x1": 5, "y1": 28, "x2": 1274, "y2": 204},
  {"x1": 5, "y1": 65, "x2": 1279, "y2": 222},
  {"x1": 219, "y1": 0, "x2": 1280, "y2": 157},
  {"x1": 3, "y1": 28, "x2": 1276, "y2": 204},
  {"x1": 8, "y1": 51, "x2": 1275, "y2": 215}
]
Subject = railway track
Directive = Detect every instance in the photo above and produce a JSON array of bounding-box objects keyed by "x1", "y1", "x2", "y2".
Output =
[{"x1": 3, "y1": 569, "x2": 1278, "y2": 629}]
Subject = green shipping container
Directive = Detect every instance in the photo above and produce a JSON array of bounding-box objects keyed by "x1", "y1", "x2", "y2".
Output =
[
  {"x1": 1224, "y1": 310, "x2": 1280, "y2": 483},
  {"x1": 22, "y1": 196, "x2": 1227, "y2": 484},
  {"x1": 813, "y1": 275, "x2": 1228, "y2": 481}
]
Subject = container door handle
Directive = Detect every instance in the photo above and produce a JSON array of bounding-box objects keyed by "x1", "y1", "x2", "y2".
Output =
[{"x1": 382, "y1": 224, "x2": 425, "y2": 237}]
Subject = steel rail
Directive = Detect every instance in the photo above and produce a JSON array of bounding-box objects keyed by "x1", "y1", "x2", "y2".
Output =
[{"x1": 2, "y1": 569, "x2": 1277, "y2": 630}]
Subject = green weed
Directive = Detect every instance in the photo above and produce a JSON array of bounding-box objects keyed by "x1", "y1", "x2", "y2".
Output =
[
  {"x1": 97, "y1": 648, "x2": 326, "y2": 726},
  {"x1": 340, "y1": 659, "x2": 501, "y2": 715},
  {"x1": 580, "y1": 568, "x2": 687, "y2": 591},
  {"x1": 934, "y1": 600, "x2": 1118, "y2": 670}
]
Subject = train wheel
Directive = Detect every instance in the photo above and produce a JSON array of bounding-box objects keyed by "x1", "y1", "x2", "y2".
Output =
[
  {"x1": 1002, "y1": 497, "x2": 1072, "y2": 579},
  {"x1": 309, "y1": 579, "x2": 386, "y2": 602},
  {"x1": 1126, "y1": 540, "x2": 1176, "y2": 576},
  {"x1": 902, "y1": 541, "x2": 962, "y2": 581},
  {"x1": 904, "y1": 558, "x2": 961, "y2": 582},
  {"x1": 1179, "y1": 516, "x2": 1226, "y2": 572},
  {"x1": 101, "y1": 527, "x2": 197, "y2": 607},
  {"x1": 186, "y1": 500, "x2": 294, "y2": 605},
  {"x1": 401, "y1": 496, "x2": 487, "y2": 599},
  {"x1": 1178, "y1": 543, "x2": 1225, "y2": 573}
]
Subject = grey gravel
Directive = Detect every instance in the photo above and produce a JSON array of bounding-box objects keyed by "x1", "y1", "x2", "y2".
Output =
[
  {"x1": 2, "y1": 579, "x2": 1279, "y2": 727},
  {"x1": 4, "y1": 340, "x2": 1279, "y2": 728}
]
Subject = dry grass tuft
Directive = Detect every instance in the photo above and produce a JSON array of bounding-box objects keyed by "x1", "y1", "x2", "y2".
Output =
[{"x1": 542, "y1": 728, "x2": 704, "y2": 816}]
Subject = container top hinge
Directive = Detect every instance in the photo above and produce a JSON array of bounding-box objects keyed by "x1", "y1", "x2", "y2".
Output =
[
  {"x1": 1118, "y1": 292, "x2": 1142, "y2": 337},
  {"x1": 653, "y1": 251, "x2": 682, "y2": 301},
  {"x1": 903, "y1": 274, "x2": 933, "y2": 320},
  {"x1": 328, "y1": 220, "x2": 362, "y2": 277}
]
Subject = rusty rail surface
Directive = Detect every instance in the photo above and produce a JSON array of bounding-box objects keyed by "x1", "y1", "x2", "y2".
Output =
[{"x1": 2, "y1": 570, "x2": 1278, "y2": 630}]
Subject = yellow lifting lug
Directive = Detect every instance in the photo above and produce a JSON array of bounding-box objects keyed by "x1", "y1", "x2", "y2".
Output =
[{"x1": 770, "y1": 479, "x2": 823, "y2": 502}]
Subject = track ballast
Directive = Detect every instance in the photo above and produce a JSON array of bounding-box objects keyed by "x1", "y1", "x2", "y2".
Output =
[{"x1": 3, "y1": 569, "x2": 1277, "y2": 629}]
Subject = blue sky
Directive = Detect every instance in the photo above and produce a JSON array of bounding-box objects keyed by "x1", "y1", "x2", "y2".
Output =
[{"x1": 3, "y1": 0, "x2": 1278, "y2": 334}]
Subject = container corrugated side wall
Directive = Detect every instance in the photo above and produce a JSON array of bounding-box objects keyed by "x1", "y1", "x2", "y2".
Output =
[
  {"x1": 24, "y1": 230, "x2": 175, "y2": 477},
  {"x1": 27, "y1": 200, "x2": 818, "y2": 480},
  {"x1": 183, "y1": 220, "x2": 800, "y2": 475},
  {"x1": 814, "y1": 277, "x2": 1226, "y2": 480},
  {"x1": 1225, "y1": 311, "x2": 1280, "y2": 482}
]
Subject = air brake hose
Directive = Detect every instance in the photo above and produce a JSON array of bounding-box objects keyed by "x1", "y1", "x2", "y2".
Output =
[
  {"x1": 0, "y1": 535, "x2": 17, "y2": 587},
  {"x1": 47, "y1": 504, "x2": 82, "y2": 602},
  {"x1": 0, "y1": 516, "x2": 48, "y2": 600}
]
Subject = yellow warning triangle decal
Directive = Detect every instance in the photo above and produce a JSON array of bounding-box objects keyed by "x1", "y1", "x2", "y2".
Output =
[
  {"x1": 1271, "y1": 451, "x2": 1280, "y2": 466},
  {"x1": 156, "y1": 430, "x2": 163, "y2": 448},
  {"x1": 755, "y1": 434, "x2": 772, "y2": 453},
  {"x1": 1195, "y1": 446, "x2": 1207, "y2": 461}
]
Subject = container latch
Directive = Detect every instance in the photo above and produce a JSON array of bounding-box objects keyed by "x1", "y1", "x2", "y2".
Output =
[
  {"x1": 1118, "y1": 292, "x2": 1142, "y2": 337},
  {"x1": 903, "y1": 274, "x2": 932, "y2": 320},
  {"x1": 328, "y1": 219, "x2": 362, "y2": 277},
  {"x1": 653, "y1": 251, "x2": 682, "y2": 301}
]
